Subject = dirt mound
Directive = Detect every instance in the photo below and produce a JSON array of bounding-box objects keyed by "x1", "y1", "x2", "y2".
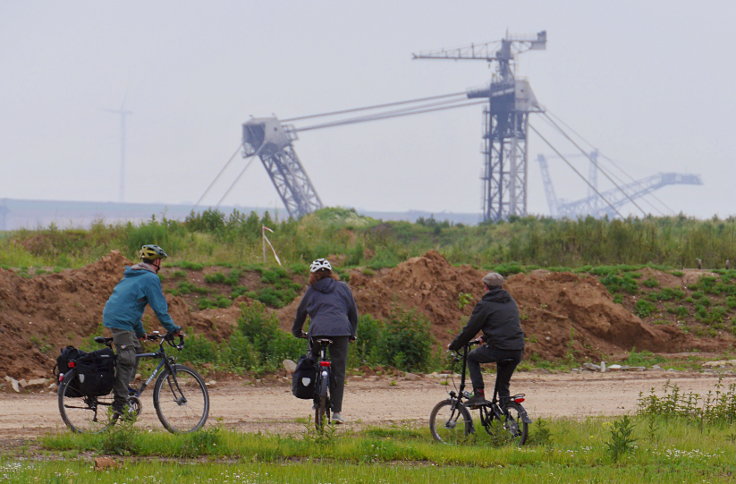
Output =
[
  {"x1": 0, "y1": 251, "x2": 206, "y2": 380},
  {"x1": 344, "y1": 253, "x2": 706, "y2": 360},
  {"x1": 505, "y1": 270, "x2": 699, "y2": 360},
  {"x1": 0, "y1": 250, "x2": 729, "y2": 381},
  {"x1": 0, "y1": 251, "x2": 132, "y2": 379},
  {"x1": 347, "y1": 250, "x2": 484, "y2": 338}
]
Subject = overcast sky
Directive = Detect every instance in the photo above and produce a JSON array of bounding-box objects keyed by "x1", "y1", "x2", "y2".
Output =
[{"x1": 1, "y1": 1, "x2": 734, "y2": 220}]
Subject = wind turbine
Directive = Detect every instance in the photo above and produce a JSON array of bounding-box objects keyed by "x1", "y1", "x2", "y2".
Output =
[{"x1": 102, "y1": 93, "x2": 132, "y2": 202}]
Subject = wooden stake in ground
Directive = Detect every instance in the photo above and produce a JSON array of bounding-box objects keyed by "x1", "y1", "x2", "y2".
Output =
[{"x1": 262, "y1": 225, "x2": 282, "y2": 266}]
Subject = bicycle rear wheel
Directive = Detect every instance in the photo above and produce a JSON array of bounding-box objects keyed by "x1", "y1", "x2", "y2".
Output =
[
  {"x1": 314, "y1": 369, "x2": 330, "y2": 431},
  {"x1": 153, "y1": 364, "x2": 209, "y2": 433},
  {"x1": 483, "y1": 402, "x2": 528, "y2": 446},
  {"x1": 429, "y1": 399, "x2": 473, "y2": 444},
  {"x1": 57, "y1": 369, "x2": 115, "y2": 433}
]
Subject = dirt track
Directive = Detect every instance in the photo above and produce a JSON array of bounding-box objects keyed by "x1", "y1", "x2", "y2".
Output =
[{"x1": 1, "y1": 370, "x2": 733, "y2": 440}]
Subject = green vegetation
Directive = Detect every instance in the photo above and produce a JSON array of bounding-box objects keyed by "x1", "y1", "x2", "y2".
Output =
[
  {"x1": 23, "y1": 403, "x2": 736, "y2": 483},
  {"x1": 5, "y1": 209, "x2": 736, "y2": 269},
  {"x1": 179, "y1": 301, "x2": 304, "y2": 375},
  {"x1": 638, "y1": 379, "x2": 736, "y2": 424}
]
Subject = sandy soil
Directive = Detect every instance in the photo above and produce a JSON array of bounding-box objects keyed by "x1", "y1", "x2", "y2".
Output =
[{"x1": 1, "y1": 370, "x2": 733, "y2": 442}]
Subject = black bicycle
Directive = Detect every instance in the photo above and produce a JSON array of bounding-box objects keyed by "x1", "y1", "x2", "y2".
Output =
[
  {"x1": 58, "y1": 332, "x2": 210, "y2": 434},
  {"x1": 429, "y1": 340, "x2": 531, "y2": 445},
  {"x1": 312, "y1": 338, "x2": 333, "y2": 431}
]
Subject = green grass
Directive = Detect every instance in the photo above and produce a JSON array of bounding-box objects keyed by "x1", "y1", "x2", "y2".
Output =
[
  {"x1": 19, "y1": 378, "x2": 736, "y2": 481},
  {"x1": 17, "y1": 415, "x2": 736, "y2": 482},
  {"x1": 9, "y1": 459, "x2": 733, "y2": 483}
]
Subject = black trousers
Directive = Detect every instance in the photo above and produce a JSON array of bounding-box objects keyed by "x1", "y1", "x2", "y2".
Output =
[
  {"x1": 467, "y1": 345, "x2": 523, "y2": 401},
  {"x1": 310, "y1": 336, "x2": 350, "y2": 413}
]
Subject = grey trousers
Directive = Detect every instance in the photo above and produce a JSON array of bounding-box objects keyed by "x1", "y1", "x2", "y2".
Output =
[
  {"x1": 111, "y1": 328, "x2": 142, "y2": 404},
  {"x1": 310, "y1": 336, "x2": 350, "y2": 413}
]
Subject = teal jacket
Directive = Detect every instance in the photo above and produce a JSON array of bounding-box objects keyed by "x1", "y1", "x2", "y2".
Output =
[{"x1": 103, "y1": 263, "x2": 181, "y2": 337}]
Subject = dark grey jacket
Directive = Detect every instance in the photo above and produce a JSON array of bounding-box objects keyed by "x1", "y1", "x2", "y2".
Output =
[
  {"x1": 449, "y1": 288, "x2": 524, "y2": 351},
  {"x1": 292, "y1": 278, "x2": 358, "y2": 338}
]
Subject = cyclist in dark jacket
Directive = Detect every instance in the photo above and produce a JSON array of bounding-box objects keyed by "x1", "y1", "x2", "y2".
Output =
[
  {"x1": 103, "y1": 244, "x2": 182, "y2": 415},
  {"x1": 448, "y1": 272, "x2": 524, "y2": 407},
  {"x1": 292, "y1": 258, "x2": 358, "y2": 424}
]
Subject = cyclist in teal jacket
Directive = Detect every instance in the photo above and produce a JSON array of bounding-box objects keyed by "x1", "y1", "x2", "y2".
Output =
[{"x1": 103, "y1": 244, "x2": 181, "y2": 414}]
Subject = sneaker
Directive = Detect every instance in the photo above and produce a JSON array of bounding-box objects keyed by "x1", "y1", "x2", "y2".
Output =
[
  {"x1": 465, "y1": 394, "x2": 490, "y2": 408},
  {"x1": 332, "y1": 412, "x2": 345, "y2": 424}
]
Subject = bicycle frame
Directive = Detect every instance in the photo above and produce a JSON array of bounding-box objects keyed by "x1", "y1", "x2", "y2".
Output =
[
  {"x1": 130, "y1": 344, "x2": 177, "y2": 398},
  {"x1": 448, "y1": 342, "x2": 530, "y2": 429}
]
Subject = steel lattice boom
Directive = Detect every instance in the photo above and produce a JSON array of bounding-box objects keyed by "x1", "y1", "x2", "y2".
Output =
[{"x1": 242, "y1": 118, "x2": 322, "y2": 219}]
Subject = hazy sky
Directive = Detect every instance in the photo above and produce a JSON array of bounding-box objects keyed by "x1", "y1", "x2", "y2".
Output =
[{"x1": 1, "y1": 1, "x2": 734, "y2": 220}]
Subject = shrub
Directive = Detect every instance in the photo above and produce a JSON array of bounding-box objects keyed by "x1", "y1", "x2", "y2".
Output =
[
  {"x1": 185, "y1": 209, "x2": 226, "y2": 233},
  {"x1": 124, "y1": 218, "x2": 181, "y2": 259},
  {"x1": 634, "y1": 299, "x2": 656, "y2": 318},
  {"x1": 641, "y1": 278, "x2": 660, "y2": 288},
  {"x1": 177, "y1": 261, "x2": 204, "y2": 271},
  {"x1": 605, "y1": 415, "x2": 636, "y2": 462},
  {"x1": 253, "y1": 287, "x2": 297, "y2": 308},
  {"x1": 600, "y1": 273, "x2": 639, "y2": 294},
  {"x1": 235, "y1": 301, "x2": 304, "y2": 373},
  {"x1": 198, "y1": 296, "x2": 232, "y2": 310},
  {"x1": 379, "y1": 308, "x2": 433, "y2": 372},
  {"x1": 646, "y1": 287, "x2": 684, "y2": 301},
  {"x1": 348, "y1": 315, "x2": 385, "y2": 367},
  {"x1": 178, "y1": 334, "x2": 218, "y2": 367},
  {"x1": 168, "y1": 281, "x2": 210, "y2": 296}
]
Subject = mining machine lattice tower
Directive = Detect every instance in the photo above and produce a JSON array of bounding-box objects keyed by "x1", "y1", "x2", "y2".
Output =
[{"x1": 414, "y1": 31, "x2": 546, "y2": 222}]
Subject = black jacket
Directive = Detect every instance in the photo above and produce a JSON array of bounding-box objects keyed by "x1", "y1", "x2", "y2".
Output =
[
  {"x1": 292, "y1": 278, "x2": 358, "y2": 338},
  {"x1": 449, "y1": 288, "x2": 524, "y2": 352}
]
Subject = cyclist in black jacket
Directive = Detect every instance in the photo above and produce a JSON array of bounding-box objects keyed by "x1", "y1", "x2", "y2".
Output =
[{"x1": 448, "y1": 272, "x2": 524, "y2": 407}]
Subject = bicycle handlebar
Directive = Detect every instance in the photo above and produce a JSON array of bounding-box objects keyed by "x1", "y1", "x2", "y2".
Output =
[
  {"x1": 149, "y1": 331, "x2": 185, "y2": 350},
  {"x1": 447, "y1": 339, "x2": 483, "y2": 361},
  {"x1": 94, "y1": 332, "x2": 184, "y2": 350}
]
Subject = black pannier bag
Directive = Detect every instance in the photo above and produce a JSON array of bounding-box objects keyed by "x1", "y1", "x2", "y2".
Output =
[
  {"x1": 74, "y1": 348, "x2": 116, "y2": 397},
  {"x1": 291, "y1": 353, "x2": 316, "y2": 399},
  {"x1": 55, "y1": 346, "x2": 86, "y2": 397}
]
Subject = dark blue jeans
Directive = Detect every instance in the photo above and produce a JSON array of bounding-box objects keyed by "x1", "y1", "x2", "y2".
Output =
[{"x1": 467, "y1": 346, "x2": 523, "y2": 401}]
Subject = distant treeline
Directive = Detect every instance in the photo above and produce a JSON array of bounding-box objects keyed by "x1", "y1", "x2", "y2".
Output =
[{"x1": 1, "y1": 207, "x2": 734, "y2": 270}]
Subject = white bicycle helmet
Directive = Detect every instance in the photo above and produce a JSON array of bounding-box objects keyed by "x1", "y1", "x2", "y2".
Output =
[{"x1": 310, "y1": 258, "x2": 332, "y2": 273}]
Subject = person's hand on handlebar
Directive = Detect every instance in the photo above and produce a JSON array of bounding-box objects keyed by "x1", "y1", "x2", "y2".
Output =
[{"x1": 164, "y1": 330, "x2": 183, "y2": 341}]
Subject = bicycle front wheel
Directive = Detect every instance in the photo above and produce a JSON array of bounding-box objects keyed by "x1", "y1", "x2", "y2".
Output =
[
  {"x1": 429, "y1": 399, "x2": 473, "y2": 444},
  {"x1": 314, "y1": 370, "x2": 330, "y2": 431},
  {"x1": 153, "y1": 364, "x2": 209, "y2": 433},
  {"x1": 58, "y1": 369, "x2": 115, "y2": 433}
]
